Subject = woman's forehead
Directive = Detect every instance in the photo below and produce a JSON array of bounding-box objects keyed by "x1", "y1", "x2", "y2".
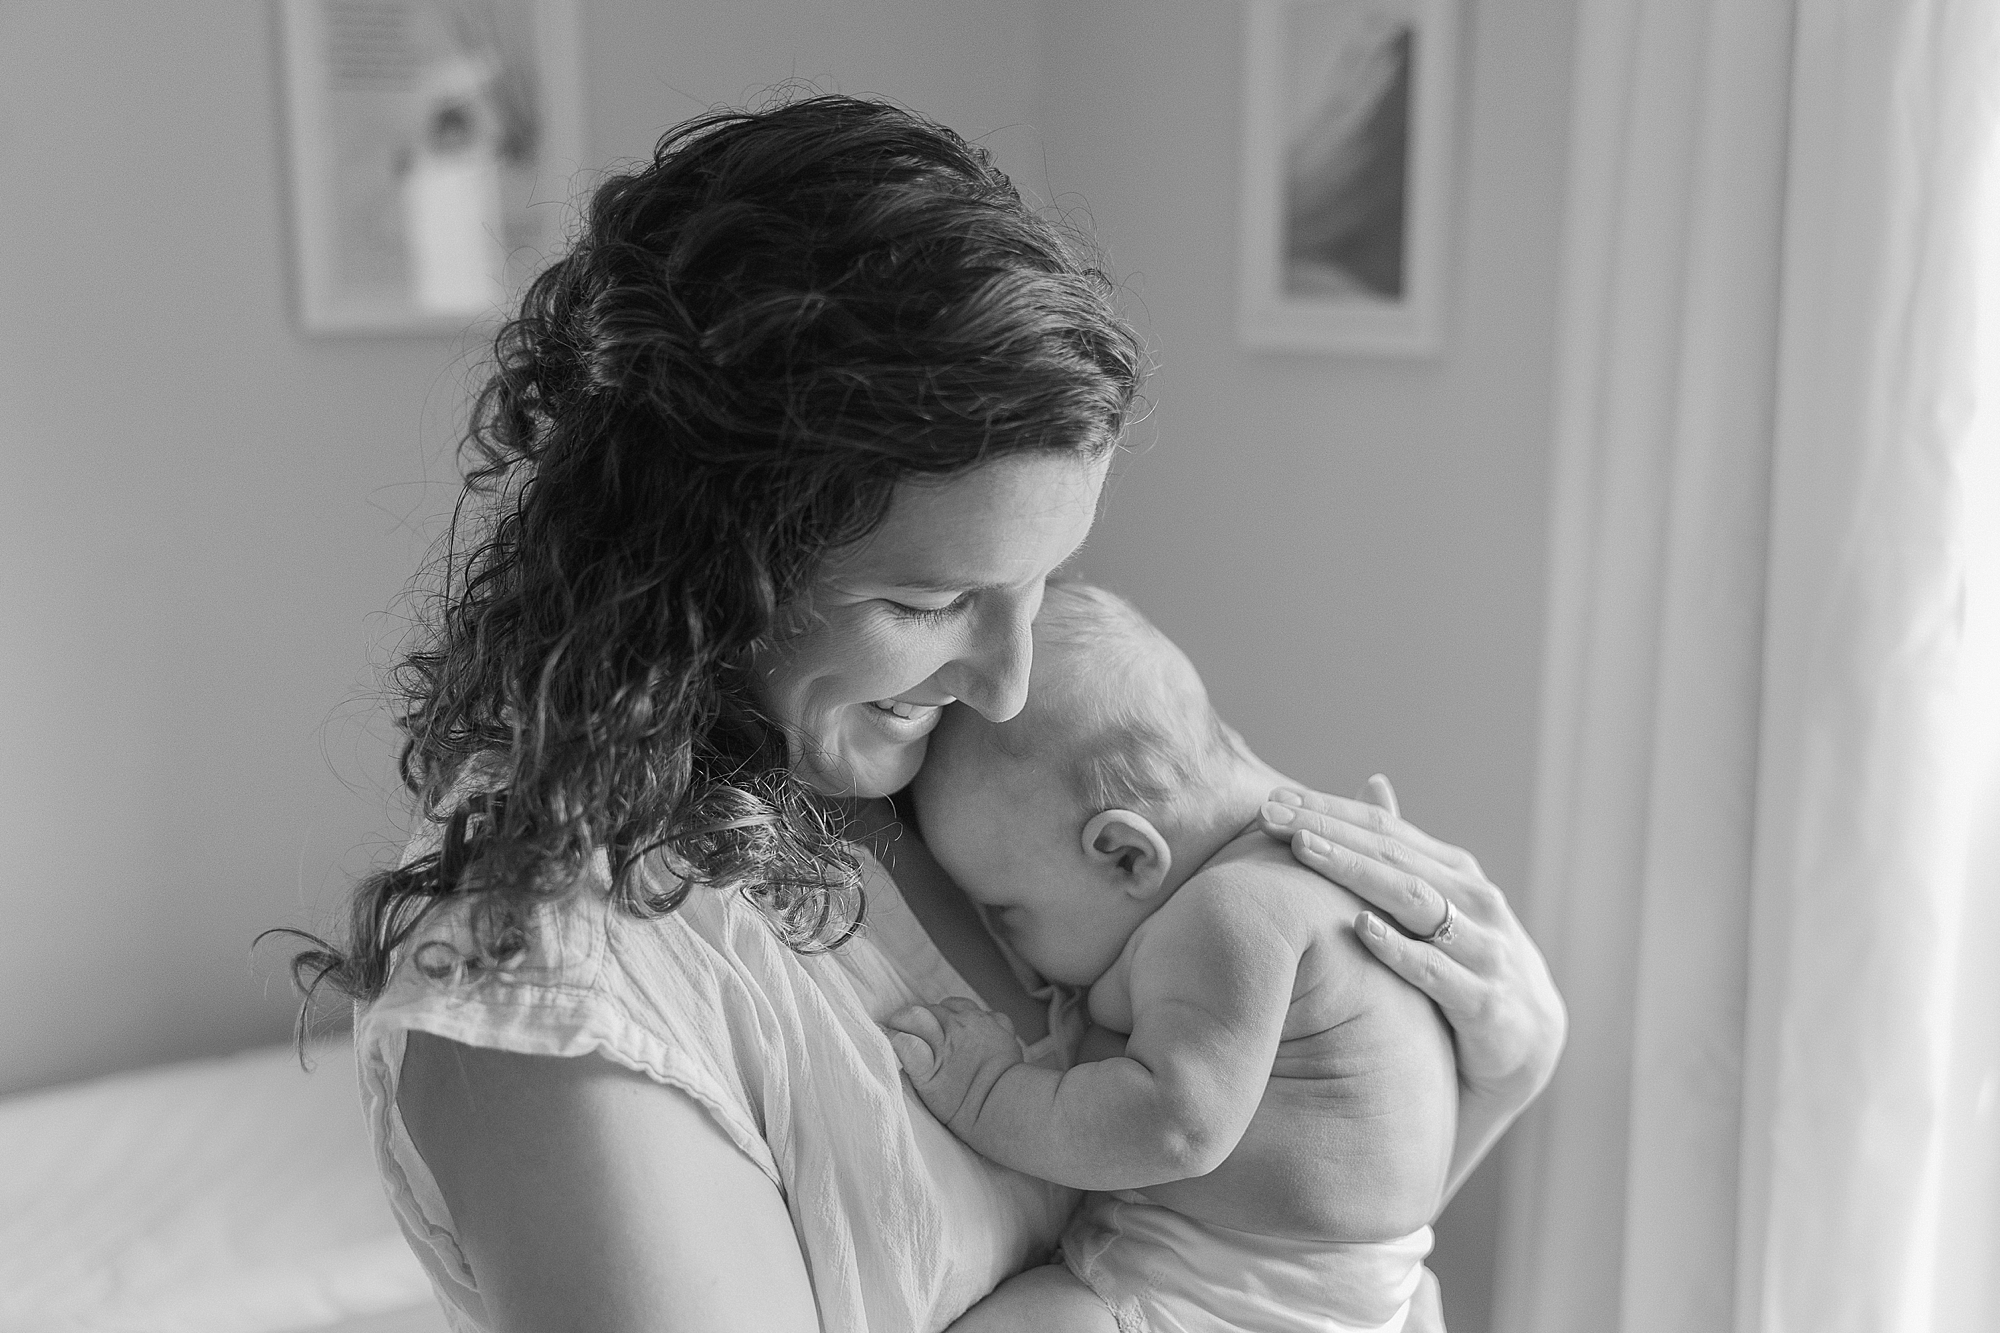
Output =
[{"x1": 828, "y1": 453, "x2": 1107, "y2": 588}]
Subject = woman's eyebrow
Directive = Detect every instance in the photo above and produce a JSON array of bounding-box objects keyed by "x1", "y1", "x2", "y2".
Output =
[
  {"x1": 890, "y1": 574, "x2": 1006, "y2": 593},
  {"x1": 886, "y1": 541, "x2": 1090, "y2": 593}
]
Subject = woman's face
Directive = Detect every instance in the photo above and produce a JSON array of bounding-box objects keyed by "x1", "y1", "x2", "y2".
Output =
[{"x1": 752, "y1": 452, "x2": 1109, "y2": 798}]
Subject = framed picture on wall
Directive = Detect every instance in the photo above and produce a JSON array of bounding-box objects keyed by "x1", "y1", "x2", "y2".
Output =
[
  {"x1": 1238, "y1": 0, "x2": 1458, "y2": 355},
  {"x1": 278, "y1": 0, "x2": 585, "y2": 335}
]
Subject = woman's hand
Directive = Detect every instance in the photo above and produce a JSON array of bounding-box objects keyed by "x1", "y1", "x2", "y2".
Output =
[{"x1": 1258, "y1": 775, "x2": 1565, "y2": 1194}]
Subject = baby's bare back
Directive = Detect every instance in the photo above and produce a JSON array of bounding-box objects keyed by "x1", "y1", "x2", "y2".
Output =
[{"x1": 1094, "y1": 836, "x2": 1458, "y2": 1244}]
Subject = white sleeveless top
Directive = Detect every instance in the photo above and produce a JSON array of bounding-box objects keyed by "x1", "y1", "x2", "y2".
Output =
[{"x1": 354, "y1": 837, "x2": 1086, "y2": 1333}]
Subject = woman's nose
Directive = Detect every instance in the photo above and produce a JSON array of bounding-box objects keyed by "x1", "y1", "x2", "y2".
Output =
[{"x1": 942, "y1": 600, "x2": 1035, "y2": 722}]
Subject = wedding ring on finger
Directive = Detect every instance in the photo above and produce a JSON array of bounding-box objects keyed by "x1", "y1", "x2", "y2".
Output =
[{"x1": 1421, "y1": 898, "x2": 1458, "y2": 947}]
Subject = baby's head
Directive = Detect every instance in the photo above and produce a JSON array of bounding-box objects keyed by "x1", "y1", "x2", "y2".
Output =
[{"x1": 910, "y1": 583, "x2": 1258, "y2": 985}]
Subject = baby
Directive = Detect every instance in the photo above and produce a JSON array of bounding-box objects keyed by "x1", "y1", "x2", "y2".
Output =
[{"x1": 892, "y1": 582, "x2": 1456, "y2": 1333}]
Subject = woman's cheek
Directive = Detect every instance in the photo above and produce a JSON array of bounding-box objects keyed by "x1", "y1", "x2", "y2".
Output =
[{"x1": 865, "y1": 615, "x2": 960, "y2": 696}]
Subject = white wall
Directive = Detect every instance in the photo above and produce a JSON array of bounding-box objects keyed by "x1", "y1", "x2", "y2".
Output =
[
  {"x1": 0, "y1": 3, "x2": 459, "y2": 1096},
  {"x1": 1037, "y1": 5, "x2": 1576, "y2": 1326}
]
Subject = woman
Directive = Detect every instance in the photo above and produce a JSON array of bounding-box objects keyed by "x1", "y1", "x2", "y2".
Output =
[{"x1": 289, "y1": 96, "x2": 1563, "y2": 1333}]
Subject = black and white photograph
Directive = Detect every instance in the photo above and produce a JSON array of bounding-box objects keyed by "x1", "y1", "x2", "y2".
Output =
[
  {"x1": 1238, "y1": 0, "x2": 1457, "y2": 354},
  {"x1": 3, "y1": 3, "x2": 1995, "y2": 1332}
]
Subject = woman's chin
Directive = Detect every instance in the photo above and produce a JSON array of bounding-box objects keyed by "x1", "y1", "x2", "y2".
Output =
[{"x1": 800, "y1": 731, "x2": 933, "y2": 800}]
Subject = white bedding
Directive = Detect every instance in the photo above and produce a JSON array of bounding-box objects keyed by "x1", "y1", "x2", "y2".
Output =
[{"x1": 0, "y1": 1038, "x2": 447, "y2": 1333}]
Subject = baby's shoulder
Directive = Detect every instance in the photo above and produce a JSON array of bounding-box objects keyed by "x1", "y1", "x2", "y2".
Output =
[
  {"x1": 1159, "y1": 835, "x2": 1428, "y2": 1008},
  {"x1": 1122, "y1": 841, "x2": 1335, "y2": 976},
  {"x1": 1176, "y1": 834, "x2": 1364, "y2": 931}
]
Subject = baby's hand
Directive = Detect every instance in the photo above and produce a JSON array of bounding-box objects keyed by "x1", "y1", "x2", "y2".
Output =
[{"x1": 885, "y1": 997, "x2": 1024, "y2": 1138}]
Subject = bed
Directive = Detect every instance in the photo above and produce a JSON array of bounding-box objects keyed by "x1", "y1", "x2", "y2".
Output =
[{"x1": 0, "y1": 1037, "x2": 450, "y2": 1333}]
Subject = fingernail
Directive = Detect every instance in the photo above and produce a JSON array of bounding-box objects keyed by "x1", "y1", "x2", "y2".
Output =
[
  {"x1": 1358, "y1": 912, "x2": 1388, "y2": 940},
  {"x1": 1261, "y1": 800, "x2": 1295, "y2": 826},
  {"x1": 1299, "y1": 830, "x2": 1329, "y2": 856},
  {"x1": 1273, "y1": 789, "x2": 1305, "y2": 807}
]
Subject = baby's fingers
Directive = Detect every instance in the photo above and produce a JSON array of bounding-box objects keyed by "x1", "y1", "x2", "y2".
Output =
[
  {"x1": 890, "y1": 1031, "x2": 937, "y2": 1079},
  {"x1": 885, "y1": 1006, "x2": 948, "y2": 1081},
  {"x1": 886, "y1": 1004, "x2": 947, "y2": 1044}
]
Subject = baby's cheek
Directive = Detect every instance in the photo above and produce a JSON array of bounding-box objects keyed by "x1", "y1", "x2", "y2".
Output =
[
  {"x1": 916, "y1": 791, "x2": 1004, "y2": 886},
  {"x1": 1057, "y1": 916, "x2": 1135, "y2": 989},
  {"x1": 906, "y1": 752, "x2": 967, "y2": 835},
  {"x1": 1017, "y1": 916, "x2": 1088, "y2": 983}
]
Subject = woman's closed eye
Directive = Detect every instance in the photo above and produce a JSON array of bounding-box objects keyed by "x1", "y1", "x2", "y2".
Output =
[{"x1": 884, "y1": 593, "x2": 975, "y2": 623}]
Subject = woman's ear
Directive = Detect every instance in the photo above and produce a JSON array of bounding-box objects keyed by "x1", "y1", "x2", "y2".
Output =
[{"x1": 1080, "y1": 810, "x2": 1173, "y2": 899}]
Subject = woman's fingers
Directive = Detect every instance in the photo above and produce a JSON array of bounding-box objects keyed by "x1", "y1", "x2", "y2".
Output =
[
  {"x1": 1261, "y1": 777, "x2": 1509, "y2": 964},
  {"x1": 1269, "y1": 784, "x2": 1473, "y2": 872},
  {"x1": 1279, "y1": 821, "x2": 1456, "y2": 937},
  {"x1": 1262, "y1": 794, "x2": 1469, "y2": 938},
  {"x1": 1353, "y1": 911, "x2": 1482, "y2": 1021},
  {"x1": 1260, "y1": 782, "x2": 1565, "y2": 1114}
]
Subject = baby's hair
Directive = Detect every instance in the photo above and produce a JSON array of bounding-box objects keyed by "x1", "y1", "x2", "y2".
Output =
[{"x1": 1023, "y1": 582, "x2": 1252, "y2": 814}]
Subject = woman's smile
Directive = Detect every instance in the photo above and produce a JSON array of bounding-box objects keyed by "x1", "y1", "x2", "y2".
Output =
[
  {"x1": 868, "y1": 696, "x2": 950, "y2": 722},
  {"x1": 862, "y1": 695, "x2": 950, "y2": 737}
]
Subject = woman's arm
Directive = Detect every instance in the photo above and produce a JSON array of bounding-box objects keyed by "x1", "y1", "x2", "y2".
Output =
[
  {"x1": 1257, "y1": 776, "x2": 1566, "y2": 1201},
  {"x1": 398, "y1": 1033, "x2": 822, "y2": 1333}
]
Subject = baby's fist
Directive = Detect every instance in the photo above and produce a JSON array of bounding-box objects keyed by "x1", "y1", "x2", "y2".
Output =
[{"x1": 885, "y1": 997, "x2": 1023, "y2": 1135}]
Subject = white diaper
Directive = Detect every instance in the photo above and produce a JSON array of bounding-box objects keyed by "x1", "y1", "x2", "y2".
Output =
[{"x1": 1061, "y1": 1191, "x2": 1432, "y2": 1333}]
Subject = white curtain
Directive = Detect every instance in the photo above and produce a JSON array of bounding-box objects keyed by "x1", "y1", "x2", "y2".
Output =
[{"x1": 1497, "y1": 1, "x2": 2000, "y2": 1330}]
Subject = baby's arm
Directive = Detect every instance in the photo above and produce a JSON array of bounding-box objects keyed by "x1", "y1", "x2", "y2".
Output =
[{"x1": 888, "y1": 870, "x2": 1300, "y2": 1190}]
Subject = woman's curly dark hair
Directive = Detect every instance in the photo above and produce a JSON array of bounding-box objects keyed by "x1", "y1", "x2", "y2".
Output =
[{"x1": 272, "y1": 96, "x2": 1144, "y2": 1018}]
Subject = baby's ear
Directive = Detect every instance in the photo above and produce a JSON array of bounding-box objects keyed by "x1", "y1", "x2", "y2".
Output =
[{"x1": 1080, "y1": 810, "x2": 1173, "y2": 899}]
